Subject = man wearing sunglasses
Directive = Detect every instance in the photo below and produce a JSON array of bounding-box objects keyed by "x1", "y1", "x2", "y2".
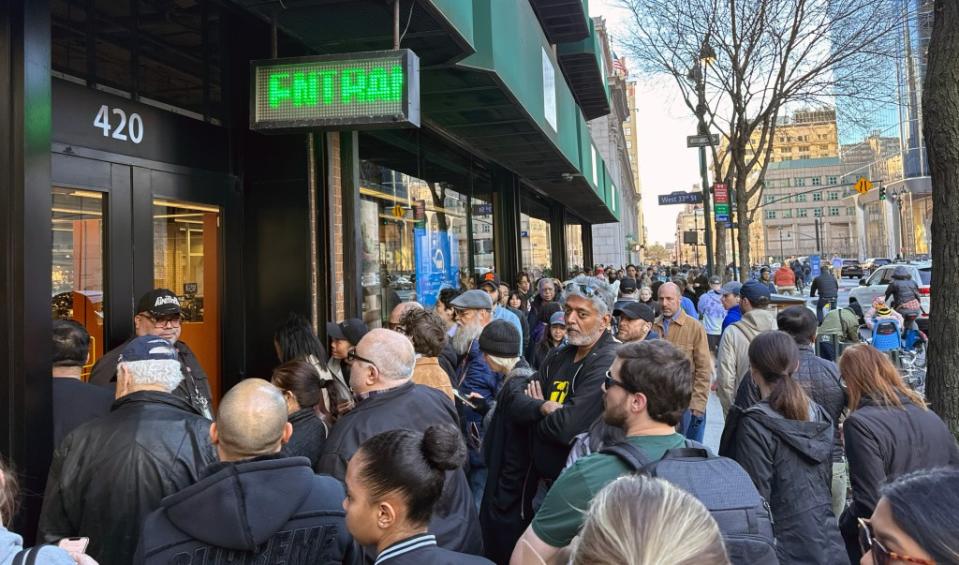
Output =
[
  {"x1": 511, "y1": 339, "x2": 691, "y2": 564},
  {"x1": 89, "y1": 288, "x2": 213, "y2": 419},
  {"x1": 513, "y1": 275, "x2": 618, "y2": 488}
]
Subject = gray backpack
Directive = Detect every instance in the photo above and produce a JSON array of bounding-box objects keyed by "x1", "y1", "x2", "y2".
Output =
[{"x1": 600, "y1": 440, "x2": 779, "y2": 565}]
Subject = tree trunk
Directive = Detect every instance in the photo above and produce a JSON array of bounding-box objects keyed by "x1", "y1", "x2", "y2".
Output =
[
  {"x1": 923, "y1": 0, "x2": 959, "y2": 437},
  {"x1": 736, "y1": 175, "x2": 752, "y2": 280},
  {"x1": 715, "y1": 224, "x2": 728, "y2": 279}
]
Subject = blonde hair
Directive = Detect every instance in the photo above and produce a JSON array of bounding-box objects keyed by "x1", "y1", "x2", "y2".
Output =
[{"x1": 571, "y1": 475, "x2": 729, "y2": 565}]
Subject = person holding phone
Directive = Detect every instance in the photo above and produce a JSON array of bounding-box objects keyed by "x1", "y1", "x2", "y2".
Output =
[{"x1": 1, "y1": 457, "x2": 98, "y2": 564}]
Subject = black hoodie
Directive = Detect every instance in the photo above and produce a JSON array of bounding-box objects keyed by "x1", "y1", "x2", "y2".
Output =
[
  {"x1": 136, "y1": 455, "x2": 359, "y2": 564},
  {"x1": 724, "y1": 401, "x2": 848, "y2": 565}
]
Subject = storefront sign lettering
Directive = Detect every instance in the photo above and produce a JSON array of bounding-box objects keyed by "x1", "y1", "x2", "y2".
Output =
[
  {"x1": 93, "y1": 105, "x2": 144, "y2": 144},
  {"x1": 250, "y1": 49, "x2": 420, "y2": 132}
]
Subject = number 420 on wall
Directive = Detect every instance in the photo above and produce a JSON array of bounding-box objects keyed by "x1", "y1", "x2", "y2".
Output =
[{"x1": 93, "y1": 104, "x2": 144, "y2": 144}]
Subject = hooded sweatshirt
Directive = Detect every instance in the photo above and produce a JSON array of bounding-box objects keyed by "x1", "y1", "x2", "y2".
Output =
[
  {"x1": 0, "y1": 529, "x2": 75, "y2": 565},
  {"x1": 136, "y1": 455, "x2": 358, "y2": 564},
  {"x1": 725, "y1": 401, "x2": 848, "y2": 565},
  {"x1": 716, "y1": 309, "x2": 778, "y2": 414}
]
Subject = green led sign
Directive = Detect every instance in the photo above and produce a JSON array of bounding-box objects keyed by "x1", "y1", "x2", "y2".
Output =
[{"x1": 250, "y1": 49, "x2": 420, "y2": 132}]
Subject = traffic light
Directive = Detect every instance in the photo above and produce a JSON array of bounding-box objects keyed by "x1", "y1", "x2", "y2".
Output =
[{"x1": 879, "y1": 186, "x2": 886, "y2": 201}]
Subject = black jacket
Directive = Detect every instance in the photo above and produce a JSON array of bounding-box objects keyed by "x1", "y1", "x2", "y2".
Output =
[
  {"x1": 723, "y1": 401, "x2": 848, "y2": 565},
  {"x1": 506, "y1": 305, "x2": 531, "y2": 356},
  {"x1": 479, "y1": 363, "x2": 536, "y2": 565},
  {"x1": 52, "y1": 377, "x2": 114, "y2": 447},
  {"x1": 810, "y1": 272, "x2": 839, "y2": 299},
  {"x1": 884, "y1": 278, "x2": 921, "y2": 309},
  {"x1": 90, "y1": 338, "x2": 213, "y2": 418},
  {"x1": 438, "y1": 342, "x2": 459, "y2": 386},
  {"x1": 510, "y1": 330, "x2": 618, "y2": 483},
  {"x1": 316, "y1": 382, "x2": 482, "y2": 556},
  {"x1": 730, "y1": 344, "x2": 846, "y2": 462},
  {"x1": 39, "y1": 391, "x2": 217, "y2": 565},
  {"x1": 374, "y1": 534, "x2": 493, "y2": 565},
  {"x1": 839, "y1": 395, "x2": 959, "y2": 562},
  {"x1": 136, "y1": 454, "x2": 359, "y2": 564},
  {"x1": 282, "y1": 408, "x2": 328, "y2": 470}
]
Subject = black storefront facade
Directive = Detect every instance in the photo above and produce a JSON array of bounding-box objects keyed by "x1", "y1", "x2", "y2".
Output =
[{"x1": 1, "y1": 0, "x2": 617, "y2": 535}]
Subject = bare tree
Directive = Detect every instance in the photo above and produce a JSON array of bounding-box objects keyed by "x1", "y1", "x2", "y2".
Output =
[
  {"x1": 618, "y1": 0, "x2": 908, "y2": 278},
  {"x1": 923, "y1": 0, "x2": 959, "y2": 436}
]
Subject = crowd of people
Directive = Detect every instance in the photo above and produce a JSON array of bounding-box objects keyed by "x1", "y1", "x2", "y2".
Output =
[{"x1": 2, "y1": 261, "x2": 957, "y2": 565}]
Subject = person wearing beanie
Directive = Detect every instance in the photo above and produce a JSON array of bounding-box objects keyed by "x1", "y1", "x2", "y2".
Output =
[
  {"x1": 865, "y1": 296, "x2": 904, "y2": 331},
  {"x1": 476, "y1": 320, "x2": 536, "y2": 564}
]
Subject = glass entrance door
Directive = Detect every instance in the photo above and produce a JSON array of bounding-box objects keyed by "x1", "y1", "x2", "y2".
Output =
[
  {"x1": 52, "y1": 187, "x2": 106, "y2": 379},
  {"x1": 152, "y1": 199, "x2": 221, "y2": 401}
]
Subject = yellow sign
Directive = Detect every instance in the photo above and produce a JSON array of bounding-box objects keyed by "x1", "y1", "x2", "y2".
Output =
[
  {"x1": 854, "y1": 176, "x2": 874, "y2": 194},
  {"x1": 391, "y1": 204, "x2": 405, "y2": 218}
]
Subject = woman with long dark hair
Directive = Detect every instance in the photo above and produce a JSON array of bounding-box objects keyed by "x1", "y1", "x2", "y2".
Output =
[
  {"x1": 342, "y1": 425, "x2": 492, "y2": 564},
  {"x1": 274, "y1": 313, "x2": 349, "y2": 417},
  {"x1": 837, "y1": 344, "x2": 959, "y2": 562},
  {"x1": 529, "y1": 311, "x2": 566, "y2": 371},
  {"x1": 271, "y1": 359, "x2": 329, "y2": 469},
  {"x1": 525, "y1": 301, "x2": 562, "y2": 361},
  {"x1": 722, "y1": 331, "x2": 847, "y2": 564}
]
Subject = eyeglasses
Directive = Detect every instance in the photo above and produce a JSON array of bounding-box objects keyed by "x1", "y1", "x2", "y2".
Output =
[
  {"x1": 858, "y1": 518, "x2": 935, "y2": 565},
  {"x1": 565, "y1": 282, "x2": 600, "y2": 298},
  {"x1": 603, "y1": 370, "x2": 637, "y2": 393},
  {"x1": 141, "y1": 313, "x2": 182, "y2": 328},
  {"x1": 347, "y1": 349, "x2": 377, "y2": 368}
]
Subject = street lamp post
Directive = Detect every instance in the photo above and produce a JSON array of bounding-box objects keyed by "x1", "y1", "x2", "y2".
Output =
[
  {"x1": 778, "y1": 228, "x2": 785, "y2": 262},
  {"x1": 691, "y1": 37, "x2": 716, "y2": 277}
]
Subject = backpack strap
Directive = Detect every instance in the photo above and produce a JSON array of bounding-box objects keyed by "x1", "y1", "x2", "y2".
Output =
[
  {"x1": 12, "y1": 546, "x2": 47, "y2": 565},
  {"x1": 598, "y1": 441, "x2": 654, "y2": 472},
  {"x1": 663, "y1": 447, "x2": 711, "y2": 460}
]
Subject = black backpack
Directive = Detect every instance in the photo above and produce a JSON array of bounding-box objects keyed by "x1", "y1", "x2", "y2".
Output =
[{"x1": 600, "y1": 440, "x2": 779, "y2": 565}]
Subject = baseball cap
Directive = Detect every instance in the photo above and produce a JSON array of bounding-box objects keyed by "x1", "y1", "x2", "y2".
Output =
[
  {"x1": 136, "y1": 289, "x2": 182, "y2": 317},
  {"x1": 119, "y1": 335, "x2": 177, "y2": 363},
  {"x1": 708, "y1": 275, "x2": 722, "y2": 285},
  {"x1": 549, "y1": 311, "x2": 566, "y2": 326},
  {"x1": 619, "y1": 277, "x2": 638, "y2": 293},
  {"x1": 614, "y1": 302, "x2": 655, "y2": 323},
  {"x1": 721, "y1": 281, "x2": 742, "y2": 296},
  {"x1": 740, "y1": 280, "x2": 772, "y2": 304},
  {"x1": 326, "y1": 318, "x2": 369, "y2": 345},
  {"x1": 478, "y1": 271, "x2": 501, "y2": 291},
  {"x1": 450, "y1": 289, "x2": 494, "y2": 310}
]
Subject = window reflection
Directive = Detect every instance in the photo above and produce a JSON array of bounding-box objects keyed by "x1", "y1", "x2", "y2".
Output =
[
  {"x1": 566, "y1": 222, "x2": 584, "y2": 277},
  {"x1": 52, "y1": 187, "x2": 105, "y2": 376}
]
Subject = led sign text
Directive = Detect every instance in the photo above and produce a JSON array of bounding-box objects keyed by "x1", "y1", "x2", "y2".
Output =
[{"x1": 250, "y1": 49, "x2": 420, "y2": 131}]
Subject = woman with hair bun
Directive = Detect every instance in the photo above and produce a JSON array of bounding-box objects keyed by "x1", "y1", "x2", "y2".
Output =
[
  {"x1": 722, "y1": 331, "x2": 847, "y2": 564},
  {"x1": 343, "y1": 425, "x2": 493, "y2": 565}
]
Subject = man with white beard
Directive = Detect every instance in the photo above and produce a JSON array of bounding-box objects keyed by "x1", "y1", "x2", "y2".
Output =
[{"x1": 448, "y1": 289, "x2": 497, "y2": 506}]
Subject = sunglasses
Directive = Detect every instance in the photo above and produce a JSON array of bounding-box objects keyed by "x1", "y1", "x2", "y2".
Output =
[
  {"x1": 858, "y1": 518, "x2": 935, "y2": 565},
  {"x1": 603, "y1": 370, "x2": 638, "y2": 394},
  {"x1": 565, "y1": 282, "x2": 600, "y2": 298}
]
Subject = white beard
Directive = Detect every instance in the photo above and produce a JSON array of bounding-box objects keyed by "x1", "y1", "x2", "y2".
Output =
[
  {"x1": 567, "y1": 323, "x2": 606, "y2": 347},
  {"x1": 451, "y1": 322, "x2": 483, "y2": 355}
]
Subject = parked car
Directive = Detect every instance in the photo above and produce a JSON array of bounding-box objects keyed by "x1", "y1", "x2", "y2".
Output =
[
  {"x1": 840, "y1": 259, "x2": 864, "y2": 278},
  {"x1": 862, "y1": 257, "x2": 892, "y2": 275},
  {"x1": 849, "y1": 262, "x2": 931, "y2": 332}
]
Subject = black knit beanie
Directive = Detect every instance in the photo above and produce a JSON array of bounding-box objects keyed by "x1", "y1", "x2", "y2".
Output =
[{"x1": 479, "y1": 320, "x2": 521, "y2": 358}]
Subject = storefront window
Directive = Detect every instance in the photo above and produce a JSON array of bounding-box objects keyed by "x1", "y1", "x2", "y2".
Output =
[
  {"x1": 359, "y1": 162, "x2": 470, "y2": 326},
  {"x1": 566, "y1": 222, "x2": 584, "y2": 276},
  {"x1": 471, "y1": 195, "x2": 495, "y2": 278},
  {"x1": 521, "y1": 194, "x2": 552, "y2": 279},
  {"x1": 52, "y1": 187, "x2": 105, "y2": 376}
]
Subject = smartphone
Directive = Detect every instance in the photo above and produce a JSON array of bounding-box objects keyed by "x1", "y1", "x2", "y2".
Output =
[
  {"x1": 452, "y1": 388, "x2": 477, "y2": 409},
  {"x1": 58, "y1": 537, "x2": 89, "y2": 554}
]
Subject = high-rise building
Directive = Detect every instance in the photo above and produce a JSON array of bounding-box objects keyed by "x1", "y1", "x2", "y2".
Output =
[{"x1": 624, "y1": 81, "x2": 647, "y2": 261}]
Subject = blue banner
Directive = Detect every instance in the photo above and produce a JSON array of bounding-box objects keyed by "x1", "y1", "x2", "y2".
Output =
[
  {"x1": 414, "y1": 228, "x2": 460, "y2": 307},
  {"x1": 810, "y1": 255, "x2": 821, "y2": 278}
]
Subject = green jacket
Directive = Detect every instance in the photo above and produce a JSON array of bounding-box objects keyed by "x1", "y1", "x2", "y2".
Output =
[{"x1": 818, "y1": 307, "x2": 860, "y2": 342}]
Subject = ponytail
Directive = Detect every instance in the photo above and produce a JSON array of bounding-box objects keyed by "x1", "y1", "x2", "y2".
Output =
[{"x1": 748, "y1": 331, "x2": 810, "y2": 422}]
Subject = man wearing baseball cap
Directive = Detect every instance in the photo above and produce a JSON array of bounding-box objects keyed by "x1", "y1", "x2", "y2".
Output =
[
  {"x1": 613, "y1": 302, "x2": 658, "y2": 343},
  {"x1": 40, "y1": 335, "x2": 216, "y2": 565},
  {"x1": 89, "y1": 288, "x2": 213, "y2": 418},
  {"x1": 697, "y1": 275, "x2": 727, "y2": 352},
  {"x1": 720, "y1": 281, "x2": 743, "y2": 332},
  {"x1": 715, "y1": 280, "x2": 778, "y2": 415},
  {"x1": 478, "y1": 272, "x2": 525, "y2": 355}
]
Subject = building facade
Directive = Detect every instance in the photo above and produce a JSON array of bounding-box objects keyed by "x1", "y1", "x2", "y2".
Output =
[
  {"x1": 2, "y1": 0, "x2": 621, "y2": 535},
  {"x1": 674, "y1": 203, "x2": 708, "y2": 266},
  {"x1": 588, "y1": 17, "x2": 638, "y2": 268},
  {"x1": 625, "y1": 80, "x2": 647, "y2": 260}
]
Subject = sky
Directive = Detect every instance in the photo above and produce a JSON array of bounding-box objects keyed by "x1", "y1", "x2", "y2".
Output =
[{"x1": 589, "y1": 0, "x2": 702, "y2": 245}]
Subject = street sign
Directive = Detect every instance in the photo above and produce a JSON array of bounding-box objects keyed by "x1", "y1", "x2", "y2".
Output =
[
  {"x1": 686, "y1": 133, "x2": 720, "y2": 148},
  {"x1": 683, "y1": 231, "x2": 699, "y2": 245},
  {"x1": 810, "y1": 255, "x2": 821, "y2": 278},
  {"x1": 658, "y1": 191, "x2": 703, "y2": 205},
  {"x1": 250, "y1": 49, "x2": 420, "y2": 132},
  {"x1": 853, "y1": 176, "x2": 874, "y2": 194}
]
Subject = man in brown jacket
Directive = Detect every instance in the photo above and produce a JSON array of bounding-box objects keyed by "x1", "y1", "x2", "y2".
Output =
[{"x1": 652, "y1": 282, "x2": 712, "y2": 441}]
